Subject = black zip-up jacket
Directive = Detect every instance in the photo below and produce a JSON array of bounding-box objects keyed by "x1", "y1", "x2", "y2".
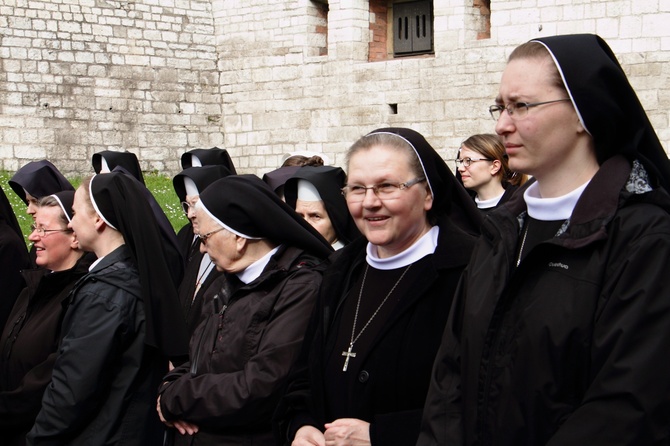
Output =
[
  {"x1": 27, "y1": 245, "x2": 165, "y2": 445},
  {"x1": 159, "y1": 245, "x2": 325, "y2": 446},
  {"x1": 419, "y1": 156, "x2": 670, "y2": 445}
]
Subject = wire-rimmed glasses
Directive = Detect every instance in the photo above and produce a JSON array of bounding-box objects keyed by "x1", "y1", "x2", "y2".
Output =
[
  {"x1": 489, "y1": 98, "x2": 571, "y2": 120},
  {"x1": 341, "y1": 177, "x2": 426, "y2": 202}
]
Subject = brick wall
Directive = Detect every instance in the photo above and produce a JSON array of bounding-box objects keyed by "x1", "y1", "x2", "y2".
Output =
[{"x1": 1, "y1": 0, "x2": 669, "y2": 178}]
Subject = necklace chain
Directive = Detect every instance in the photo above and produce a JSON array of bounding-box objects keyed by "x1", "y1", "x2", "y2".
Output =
[{"x1": 342, "y1": 263, "x2": 411, "y2": 371}]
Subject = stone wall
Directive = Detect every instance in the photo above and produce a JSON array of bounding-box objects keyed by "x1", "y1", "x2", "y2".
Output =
[
  {"x1": 1, "y1": 0, "x2": 669, "y2": 178},
  {"x1": 0, "y1": 0, "x2": 223, "y2": 176}
]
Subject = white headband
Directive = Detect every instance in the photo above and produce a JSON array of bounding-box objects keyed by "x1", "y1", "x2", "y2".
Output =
[
  {"x1": 88, "y1": 174, "x2": 117, "y2": 230},
  {"x1": 297, "y1": 179, "x2": 322, "y2": 202}
]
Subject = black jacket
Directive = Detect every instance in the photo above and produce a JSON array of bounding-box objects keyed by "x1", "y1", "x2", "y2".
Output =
[
  {"x1": 276, "y1": 217, "x2": 477, "y2": 446},
  {"x1": 27, "y1": 246, "x2": 166, "y2": 446},
  {"x1": 419, "y1": 156, "x2": 670, "y2": 445},
  {"x1": 159, "y1": 245, "x2": 325, "y2": 446},
  {"x1": 0, "y1": 254, "x2": 93, "y2": 446}
]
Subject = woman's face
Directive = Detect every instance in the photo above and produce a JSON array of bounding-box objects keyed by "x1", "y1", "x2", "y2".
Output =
[
  {"x1": 196, "y1": 210, "x2": 240, "y2": 273},
  {"x1": 26, "y1": 192, "x2": 39, "y2": 218},
  {"x1": 30, "y1": 206, "x2": 78, "y2": 271},
  {"x1": 69, "y1": 186, "x2": 99, "y2": 253},
  {"x1": 295, "y1": 199, "x2": 337, "y2": 245},
  {"x1": 495, "y1": 57, "x2": 583, "y2": 181},
  {"x1": 346, "y1": 145, "x2": 433, "y2": 259},
  {"x1": 457, "y1": 146, "x2": 498, "y2": 193}
]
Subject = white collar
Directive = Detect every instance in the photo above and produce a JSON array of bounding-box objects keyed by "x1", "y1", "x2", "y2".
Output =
[
  {"x1": 89, "y1": 254, "x2": 106, "y2": 271},
  {"x1": 475, "y1": 191, "x2": 505, "y2": 209},
  {"x1": 524, "y1": 180, "x2": 590, "y2": 221},
  {"x1": 366, "y1": 226, "x2": 439, "y2": 270},
  {"x1": 236, "y1": 246, "x2": 280, "y2": 284},
  {"x1": 332, "y1": 239, "x2": 345, "y2": 250}
]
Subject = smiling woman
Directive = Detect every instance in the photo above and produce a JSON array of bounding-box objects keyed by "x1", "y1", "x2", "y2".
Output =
[
  {"x1": 275, "y1": 128, "x2": 481, "y2": 446},
  {"x1": 0, "y1": 191, "x2": 92, "y2": 446}
]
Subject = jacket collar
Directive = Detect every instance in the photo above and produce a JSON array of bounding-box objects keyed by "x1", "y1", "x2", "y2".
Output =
[{"x1": 493, "y1": 155, "x2": 670, "y2": 249}]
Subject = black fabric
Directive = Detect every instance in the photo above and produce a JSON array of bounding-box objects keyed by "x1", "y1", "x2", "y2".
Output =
[
  {"x1": 181, "y1": 147, "x2": 237, "y2": 173},
  {"x1": 159, "y1": 246, "x2": 326, "y2": 446},
  {"x1": 262, "y1": 166, "x2": 301, "y2": 193},
  {"x1": 367, "y1": 128, "x2": 482, "y2": 236},
  {"x1": 274, "y1": 217, "x2": 478, "y2": 446},
  {"x1": 27, "y1": 246, "x2": 165, "y2": 445},
  {"x1": 50, "y1": 190, "x2": 75, "y2": 221},
  {"x1": 0, "y1": 253, "x2": 93, "y2": 446},
  {"x1": 199, "y1": 174, "x2": 333, "y2": 259},
  {"x1": 8, "y1": 160, "x2": 73, "y2": 204},
  {"x1": 284, "y1": 166, "x2": 361, "y2": 245},
  {"x1": 172, "y1": 165, "x2": 233, "y2": 202},
  {"x1": 418, "y1": 156, "x2": 670, "y2": 445},
  {"x1": 176, "y1": 236, "x2": 223, "y2": 337},
  {"x1": 1, "y1": 185, "x2": 24, "y2": 240},
  {"x1": 90, "y1": 172, "x2": 188, "y2": 359},
  {"x1": 533, "y1": 34, "x2": 670, "y2": 191},
  {"x1": 92, "y1": 150, "x2": 145, "y2": 184},
  {"x1": 0, "y1": 187, "x2": 30, "y2": 331}
]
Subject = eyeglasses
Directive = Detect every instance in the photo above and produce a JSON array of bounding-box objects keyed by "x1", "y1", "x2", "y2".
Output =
[
  {"x1": 489, "y1": 98, "x2": 571, "y2": 120},
  {"x1": 30, "y1": 224, "x2": 72, "y2": 237},
  {"x1": 197, "y1": 227, "x2": 226, "y2": 244},
  {"x1": 453, "y1": 157, "x2": 492, "y2": 168},
  {"x1": 181, "y1": 201, "x2": 197, "y2": 214},
  {"x1": 341, "y1": 177, "x2": 426, "y2": 202}
]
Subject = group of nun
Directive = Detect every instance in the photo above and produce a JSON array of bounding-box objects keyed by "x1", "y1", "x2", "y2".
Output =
[{"x1": 1, "y1": 33, "x2": 670, "y2": 446}]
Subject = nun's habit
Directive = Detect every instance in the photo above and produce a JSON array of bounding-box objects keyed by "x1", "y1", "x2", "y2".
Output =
[
  {"x1": 197, "y1": 174, "x2": 333, "y2": 258},
  {"x1": 158, "y1": 175, "x2": 330, "y2": 446},
  {"x1": 275, "y1": 128, "x2": 480, "y2": 446},
  {"x1": 28, "y1": 173, "x2": 189, "y2": 445},
  {"x1": 88, "y1": 172, "x2": 189, "y2": 358},
  {"x1": 262, "y1": 166, "x2": 301, "y2": 198},
  {"x1": 0, "y1": 187, "x2": 30, "y2": 331},
  {"x1": 92, "y1": 150, "x2": 145, "y2": 184},
  {"x1": 532, "y1": 34, "x2": 670, "y2": 190},
  {"x1": 92, "y1": 157, "x2": 184, "y2": 286},
  {"x1": 8, "y1": 160, "x2": 73, "y2": 204},
  {"x1": 283, "y1": 166, "x2": 361, "y2": 247},
  {"x1": 172, "y1": 165, "x2": 233, "y2": 335},
  {"x1": 181, "y1": 147, "x2": 237, "y2": 173},
  {"x1": 418, "y1": 34, "x2": 670, "y2": 446}
]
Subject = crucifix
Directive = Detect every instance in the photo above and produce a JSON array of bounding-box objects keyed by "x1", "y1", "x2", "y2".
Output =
[{"x1": 341, "y1": 344, "x2": 357, "y2": 372}]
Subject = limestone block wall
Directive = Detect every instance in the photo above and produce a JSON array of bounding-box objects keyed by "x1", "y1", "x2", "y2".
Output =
[
  {"x1": 213, "y1": 0, "x2": 670, "y2": 177},
  {"x1": 0, "y1": 0, "x2": 223, "y2": 176},
  {"x1": 1, "y1": 0, "x2": 669, "y2": 178}
]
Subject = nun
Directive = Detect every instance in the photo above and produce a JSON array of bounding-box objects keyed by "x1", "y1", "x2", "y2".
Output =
[
  {"x1": 419, "y1": 34, "x2": 670, "y2": 445},
  {"x1": 9, "y1": 160, "x2": 74, "y2": 218},
  {"x1": 92, "y1": 150, "x2": 185, "y2": 287},
  {"x1": 0, "y1": 191, "x2": 93, "y2": 446},
  {"x1": 157, "y1": 174, "x2": 332, "y2": 446},
  {"x1": 284, "y1": 166, "x2": 361, "y2": 249},
  {"x1": 0, "y1": 186, "x2": 30, "y2": 332},
  {"x1": 275, "y1": 128, "x2": 481, "y2": 446},
  {"x1": 27, "y1": 172, "x2": 189, "y2": 445},
  {"x1": 172, "y1": 165, "x2": 233, "y2": 336},
  {"x1": 180, "y1": 147, "x2": 237, "y2": 173}
]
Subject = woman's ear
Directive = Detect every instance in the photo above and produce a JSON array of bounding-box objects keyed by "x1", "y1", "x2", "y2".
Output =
[{"x1": 490, "y1": 160, "x2": 502, "y2": 176}]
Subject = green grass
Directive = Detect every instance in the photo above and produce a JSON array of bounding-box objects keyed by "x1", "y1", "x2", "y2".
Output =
[{"x1": 1, "y1": 171, "x2": 188, "y2": 246}]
